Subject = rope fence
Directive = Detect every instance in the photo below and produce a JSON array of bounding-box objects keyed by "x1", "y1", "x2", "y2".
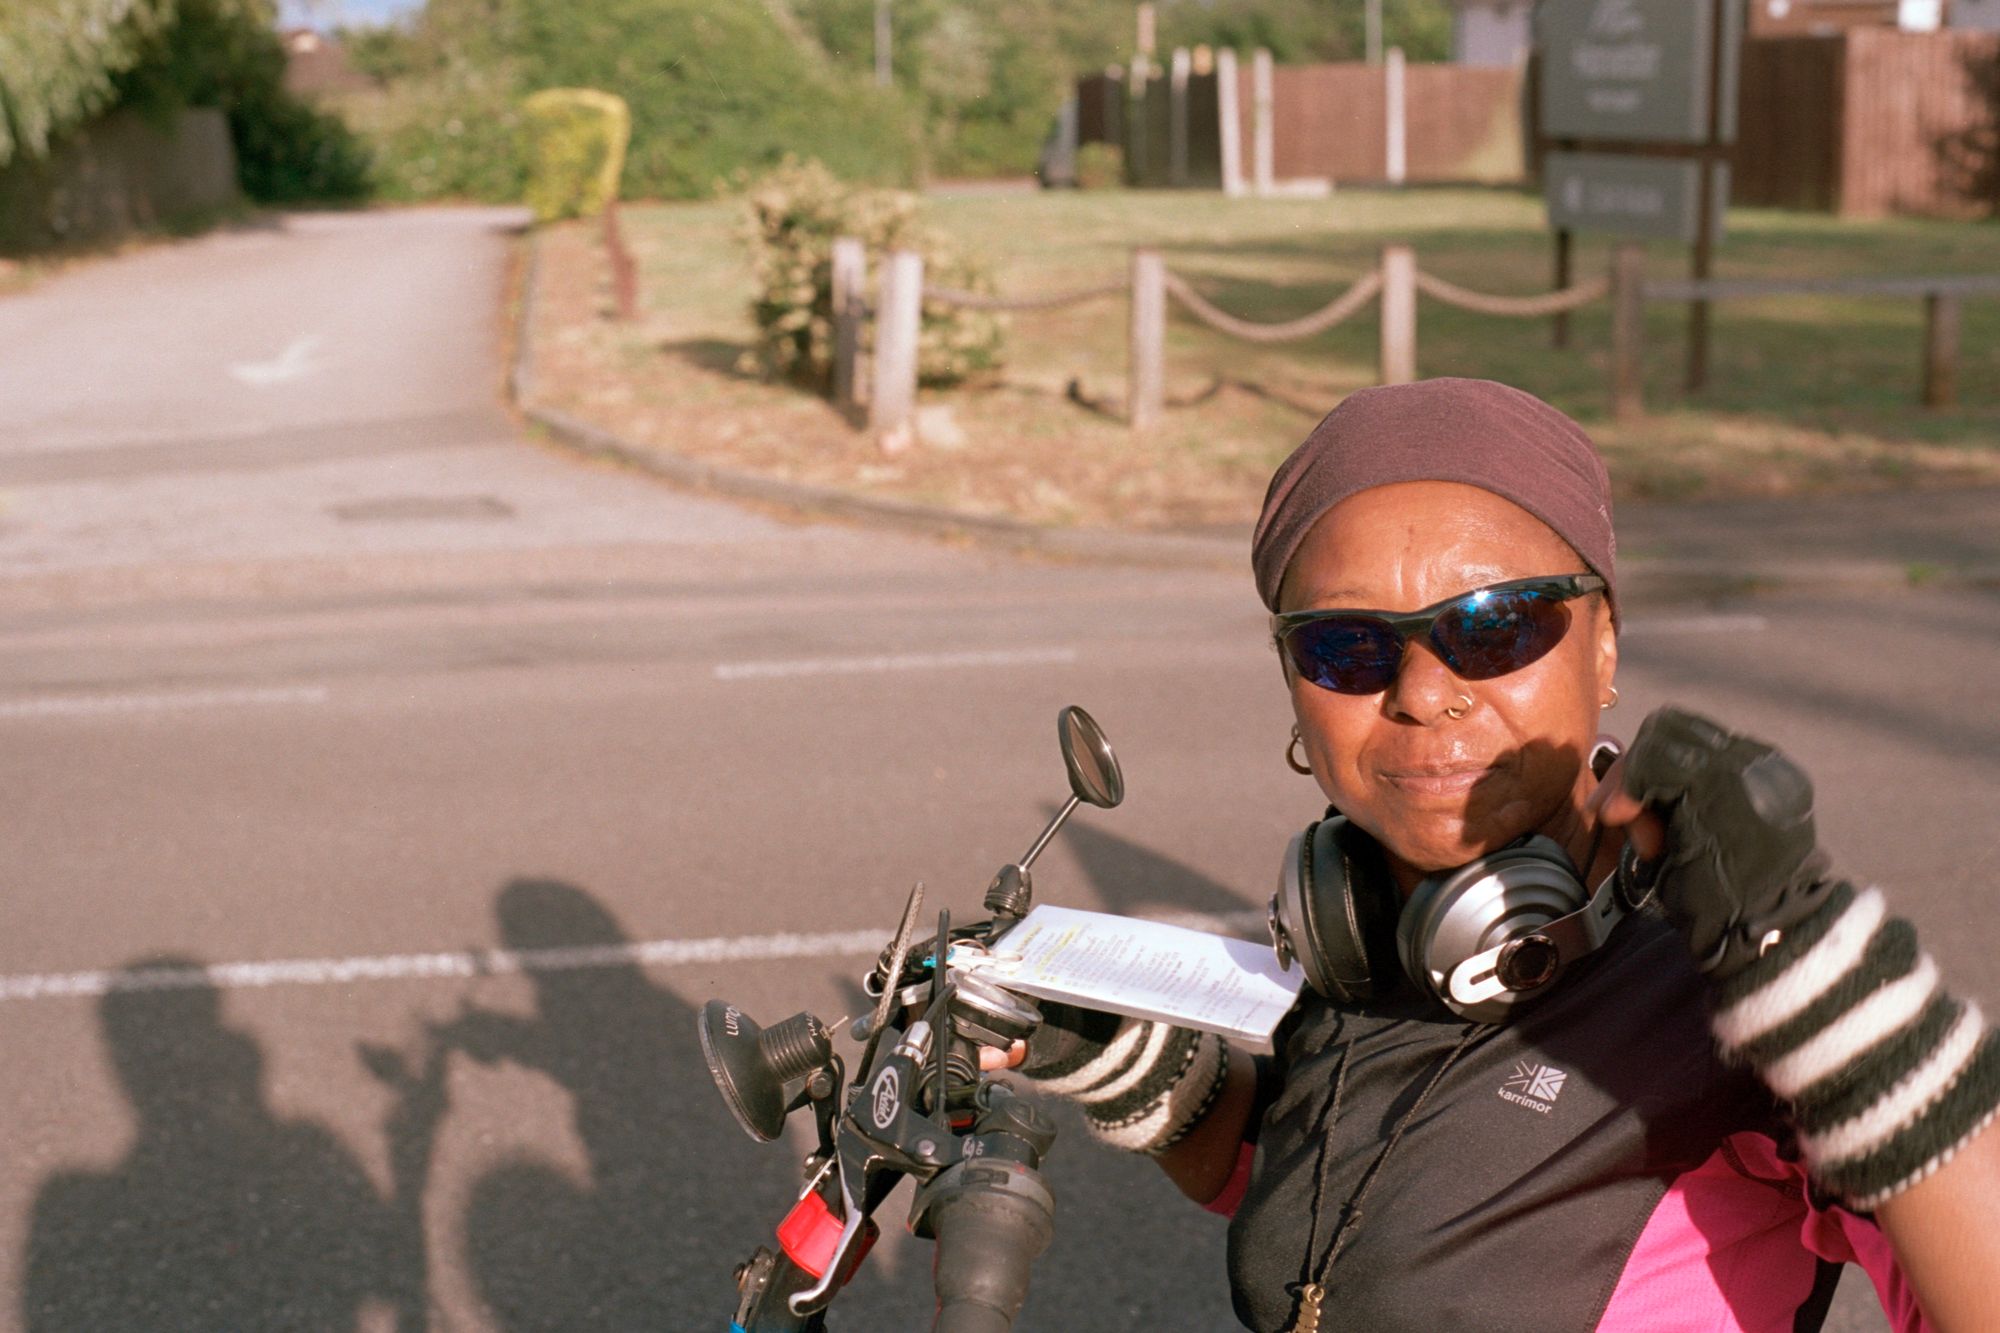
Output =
[
  {"x1": 1414, "y1": 271, "x2": 1610, "y2": 320},
  {"x1": 1162, "y1": 270, "x2": 1384, "y2": 343},
  {"x1": 824, "y1": 234, "x2": 1991, "y2": 446}
]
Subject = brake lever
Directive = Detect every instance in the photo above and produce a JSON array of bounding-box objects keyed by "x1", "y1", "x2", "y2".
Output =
[{"x1": 791, "y1": 1018, "x2": 948, "y2": 1316}]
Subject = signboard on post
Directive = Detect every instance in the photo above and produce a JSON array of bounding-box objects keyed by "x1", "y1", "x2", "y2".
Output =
[
  {"x1": 1537, "y1": 0, "x2": 1743, "y2": 389},
  {"x1": 1537, "y1": 0, "x2": 1743, "y2": 144},
  {"x1": 1545, "y1": 152, "x2": 1728, "y2": 242}
]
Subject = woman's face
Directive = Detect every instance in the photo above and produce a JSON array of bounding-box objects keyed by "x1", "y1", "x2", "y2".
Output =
[{"x1": 1279, "y1": 480, "x2": 1618, "y2": 888}]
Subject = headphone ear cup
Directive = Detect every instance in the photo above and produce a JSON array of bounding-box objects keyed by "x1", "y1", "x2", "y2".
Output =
[
  {"x1": 1296, "y1": 817, "x2": 1398, "y2": 1004},
  {"x1": 1397, "y1": 837, "x2": 1590, "y2": 1023}
]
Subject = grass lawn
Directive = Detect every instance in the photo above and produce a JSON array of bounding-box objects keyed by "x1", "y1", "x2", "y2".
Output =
[{"x1": 527, "y1": 186, "x2": 2000, "y2": 531}]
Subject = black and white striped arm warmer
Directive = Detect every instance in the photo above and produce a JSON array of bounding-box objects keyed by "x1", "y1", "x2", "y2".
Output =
[
  {"x1": 1710, "y1": 880, "x2": 2000, "y2": 1210},
  {"x1": 1021, "y1": 1009, "x2": 1229, "y2": 1156}
]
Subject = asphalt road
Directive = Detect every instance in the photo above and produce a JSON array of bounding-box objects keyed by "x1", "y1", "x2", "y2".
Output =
[{"x1": 4, "y1": 209, "x2": 1992, "y2": 1331}]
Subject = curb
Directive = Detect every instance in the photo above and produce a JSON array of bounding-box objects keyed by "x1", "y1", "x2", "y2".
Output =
[
  {"x1": 506, "y1": 235, "x2": 2000, "y2": 598},
  {"x1": 523, "y1": 405, "x2": 1244, "y2": 573}
]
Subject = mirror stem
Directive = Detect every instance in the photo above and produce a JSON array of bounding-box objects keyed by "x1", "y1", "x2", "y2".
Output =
[{"x1": 1018, "y1": 793, "x2": 1081, "y2": 873}]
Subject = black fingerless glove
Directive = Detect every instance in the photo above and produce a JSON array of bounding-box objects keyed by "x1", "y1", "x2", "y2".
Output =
[
  {"x1": 1018, "y1": 1002, "x2": 1228, "y2": 1156},
  {"x1": 1620, "y1": 706, "x2": 1836, "y2": 978},
  {"x1": 1624, "y1": 706, "x2": 2000, "y2": 1209}
]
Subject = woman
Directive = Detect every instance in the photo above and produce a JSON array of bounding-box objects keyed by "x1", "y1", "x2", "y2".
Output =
[{"x1": 1012, "y1": 379, "x2": 1999, "y2": 1331}]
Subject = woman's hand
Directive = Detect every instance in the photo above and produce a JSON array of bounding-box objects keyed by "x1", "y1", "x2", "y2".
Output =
[
  {"x1": 979, "y1": 1040, "x2": 1026, "y2": 1072},
  {"x1": 1586, "y1": 705, "x2": 1831, "y2": 975}
]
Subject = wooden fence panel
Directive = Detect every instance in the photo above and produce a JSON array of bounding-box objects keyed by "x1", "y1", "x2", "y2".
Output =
[
  {"x1": 1731, "y1": 31, "x2": 2000, "y2": 219},
  {"x1": 1076, "y1": 72, "x2": 1124, "y2": 147},
  {"x1": 1131, "y1": 75, "x2": 1176, "y2": 187},
  {"x1": 1182, "y1": 70, "x2": 1225, "y2": 190},
  {"x1": 1840, "y1": 29, "x2": 2000, "y2": 219},
  {"x1": 1272, "y1": 64, "x2": 1385, "y2": 181},
  {"x1": 1731, "y1": 38, "x2": 1845, "y2": 213},
  {"x1": 1404, "y1": 64, "x2": 1525, "y2": 183}
]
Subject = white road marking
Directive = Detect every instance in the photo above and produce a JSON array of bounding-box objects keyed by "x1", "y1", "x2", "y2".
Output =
[
  {"x1": 228, "y1": 335, "x2": 323, "y2": 386},
  {"x1": 0, "y1": 911, "x2": 1270, "y2": 1003},
  {"x1": 0, "y1": 685, "x2": 329, "y2": 719},
  {"x1": 715, "y1": 648, "x2": 1077, "y2": 681},
  {"x1": 1622, "y1": 613, "x2": 1770, "y2": 636}
]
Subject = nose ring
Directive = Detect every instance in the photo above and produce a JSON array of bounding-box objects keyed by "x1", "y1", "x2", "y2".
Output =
[{"x1": 1444, "y1": 694, "x2": 1473, "y2": 720}]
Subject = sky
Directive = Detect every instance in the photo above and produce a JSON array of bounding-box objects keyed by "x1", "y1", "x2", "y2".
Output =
[{"x1": 277, "y1": 0, "x2": 425, "y2": 29}]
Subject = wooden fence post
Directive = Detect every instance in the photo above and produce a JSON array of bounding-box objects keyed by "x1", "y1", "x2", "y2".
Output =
[
  {"x1": 1129, "y1": 248, "x2": 1166, "y2": 433},
  {"x1": 1128, "y1": 57, "x2": 1150, "y2": 186},
  {"x1": 603, "y1": 201, "x2": 637, "y2": 321},
  {"x1": 1611, "y1": 243, "x2": 1646, "y2": 422},
  {"x1": 1169, "y1": 47, "x2": 1191, "y2": 187},
  {"x1": 871, "y1": 249, "x2": 923, "y2": 453},
  {"x1": 1216, "y1": 47, "x2": 1245, "y2": 197},
  {"x1": 1252, "y1": 48, "x2": 1275, "y2": 197},
  {"x1": 1378, "y1": 244, "x2": 1416, "y2": 386},
  {"x1": 1384, "y1": 47, "x2": 1407, "y2": 186},
  {"x1": 831, "y1": 237, "x2": 866, "y2": 412},
  {"x1": 1923, "y1": 292, "x2": 1959, "y2": 409}
]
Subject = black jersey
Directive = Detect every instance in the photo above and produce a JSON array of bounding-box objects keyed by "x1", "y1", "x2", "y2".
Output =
[{"x1": 1224, "y1": 907, "x2": 1811, "y2": 1331}]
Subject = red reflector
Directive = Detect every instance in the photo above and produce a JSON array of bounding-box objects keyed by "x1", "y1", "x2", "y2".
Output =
[{"x1": 776, "y1": 1193, "x2": 878, "y2": 1282}]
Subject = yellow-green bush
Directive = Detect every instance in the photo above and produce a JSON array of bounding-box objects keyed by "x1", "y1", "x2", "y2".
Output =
[
  {"x1": 739, "y1": 158, "x2": 1004, "y2": 391},
  {"x1": 519, "y1": 88, "x2": 629, "y2": 223}
]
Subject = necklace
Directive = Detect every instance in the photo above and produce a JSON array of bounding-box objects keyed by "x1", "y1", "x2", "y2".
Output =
[{"x1": 1285, "y1": 1024, "x2": 1481, "y2": 1333}]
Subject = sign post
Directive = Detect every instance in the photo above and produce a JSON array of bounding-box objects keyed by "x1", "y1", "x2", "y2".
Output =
[
  {"x1": 1685, "y1": 0, "x2": 1732, "y2": 390},
  {"x1": 1535, "y1": 0, "x2": 1743, "y2": 396}
]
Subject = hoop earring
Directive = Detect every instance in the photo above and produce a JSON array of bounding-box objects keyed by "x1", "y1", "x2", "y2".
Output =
[
  {"x1": 1601, "y1": 685, "x2": 1620, "y2": 712},
  {"x1": 1444, "y1": 694, "x2": 1473, "y2": 721},
  {"x1": 1286, "y1": 725, "x2": 1313, "y2": 776}
]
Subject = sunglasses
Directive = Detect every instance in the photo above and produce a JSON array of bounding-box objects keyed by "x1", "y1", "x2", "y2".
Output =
[{"x1": 1272, "y1": 574, "x2": 1607, "y2": 696}]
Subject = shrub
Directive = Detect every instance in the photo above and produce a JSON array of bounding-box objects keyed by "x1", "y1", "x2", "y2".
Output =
[
  {"x1": 336, "y1": 63, "x2": 526, "y2": 203},
  {"x1": 738, "y1": 158, "x2": 1003, "y2": 391},
  {"x1": 519, "y1": 88, "x2": 629, "y2": 223},
  {"x1": 410, "y1": 0, "x2": 922, "y2": 200},
  {"x1": 230, "y1": 83, "x2": 371, "y2": 203}
]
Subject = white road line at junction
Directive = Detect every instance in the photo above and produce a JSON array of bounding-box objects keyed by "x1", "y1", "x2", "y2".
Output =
[
  {"x1": 0, "y1": 930, "x2": 889, "y2": 1002},
  {"x1": 0, "y1": 685, "x2": 330, "y2": 720},
  {"x1": 227, "y1": 334, "x2": 323, "y2": 386},
  {"x1": 0, "y1": 911, "x2": 1269, "y2": 1003},
  {"x1": 714, "y1": 648, "x2": 1078, "y2": 681},
  {"x1": 1622, "y1": 613, "x2": 1769, "y2": 636}
]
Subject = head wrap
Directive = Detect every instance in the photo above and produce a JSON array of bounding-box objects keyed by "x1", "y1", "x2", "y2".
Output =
[{"x1": 1250, "y1": 378, "x2": 1618, "y2": 624}]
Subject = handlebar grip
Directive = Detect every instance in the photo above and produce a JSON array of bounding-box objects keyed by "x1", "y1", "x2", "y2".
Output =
[{"x1": 921, "y1": 1160, "x2": 1055, "y2": 1333}]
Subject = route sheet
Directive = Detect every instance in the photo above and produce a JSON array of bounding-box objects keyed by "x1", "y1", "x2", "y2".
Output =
[{"x1": 973, "y1": 905, "x2": 1304, "y2": 1052}]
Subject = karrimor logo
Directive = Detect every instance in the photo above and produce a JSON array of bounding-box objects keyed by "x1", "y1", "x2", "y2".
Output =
[{"x1": 1498, "y1": 1062, "x2": 1568, "y2": 1114}]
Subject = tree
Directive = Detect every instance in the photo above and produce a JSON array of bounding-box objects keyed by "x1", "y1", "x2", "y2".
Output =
[
  {"x1": 0, "y1": 0, "x2": 369, "y2": 200},
  {"x1": 0, "y1": 0, "x2": 174, "y2": 164}
]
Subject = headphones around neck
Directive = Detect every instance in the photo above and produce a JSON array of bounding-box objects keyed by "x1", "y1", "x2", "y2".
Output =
[{"x1": 1266, "y1": 740, "x2": 1637, "y2": 1024}]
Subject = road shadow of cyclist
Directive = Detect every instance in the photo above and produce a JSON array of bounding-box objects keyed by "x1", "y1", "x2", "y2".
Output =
[
  {"x1": 1056, "y1": 809, "x2": 1257, "y2": 920},
  {"x1": 22, "y1": 958, "x2": 411, "y2": 1332},
  {"x1": 435, "y1": 877, "x2": 789, "y2": 1329}
]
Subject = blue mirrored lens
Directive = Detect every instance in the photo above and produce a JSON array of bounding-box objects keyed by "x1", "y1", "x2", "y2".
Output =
[
  {"x1": 1286, "y1": 618, "x2": 1403, "y2": 695},
  {"x1": 1431, "y1": 589, "x2": 1571, "y2": 680}
]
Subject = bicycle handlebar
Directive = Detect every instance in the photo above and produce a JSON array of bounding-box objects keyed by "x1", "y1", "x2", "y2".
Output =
[{"x1": 918, "y1": 1157, "x2": 1056, "y2": 1333}]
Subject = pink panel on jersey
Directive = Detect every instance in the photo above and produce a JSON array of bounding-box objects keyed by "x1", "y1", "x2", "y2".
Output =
[
  {"x1": 1202, "y1": 1140, "x2": 1256, "y2": 1219},
  {"x1": 1597, "y1": 1131, "x2": 1929, "y2": 1331}
]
